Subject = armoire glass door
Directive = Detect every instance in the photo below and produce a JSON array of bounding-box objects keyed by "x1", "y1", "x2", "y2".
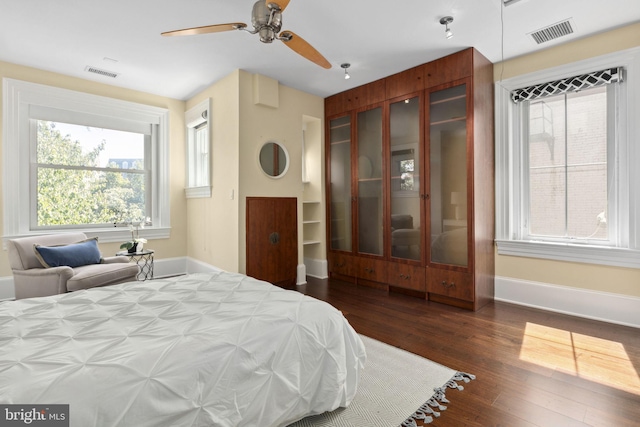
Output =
[
  {"x1": 429, "y1": 84, "x2": 468, "y2": 267},
  {"x1": 389, "y1": 96, "x2": 421, "y2": 261},
  {"x1": 357, "y1": 107, "x2": 383, "y2": 256},
  {"x1": 329, "y1": 115, "x2": 352, "y2": 252}
]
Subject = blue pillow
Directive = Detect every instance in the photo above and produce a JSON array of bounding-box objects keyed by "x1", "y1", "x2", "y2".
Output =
[{"x1": 34, "y1": 238, "x2": 102, "y2": 268}]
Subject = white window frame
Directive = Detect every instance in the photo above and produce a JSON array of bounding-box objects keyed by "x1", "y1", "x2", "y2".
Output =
[
  {"x1": 185, "y1": 98, "x2": 211, "y2": 198},
  {"x1": 2, "y1": 78, "x2": 171, "y2": 244},
  {"x1": 495, "y1": 47, "x2": 640, "y2": 269}
]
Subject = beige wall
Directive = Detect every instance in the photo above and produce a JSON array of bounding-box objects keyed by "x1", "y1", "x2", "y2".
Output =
[
  {"x1": 0, "y1": 61, "x2": 187, "y2": 278},
  {"x1": 185, "y1": 70, "x2": 325, "y2": 274},
  {"x1": 237, "y1": 70, "x2": 324, "y2": 273},
  {"x1": 494, "y1": 22, "x2": 640, "y2": 298},
  {"x1": 185, "y1": 71, "x2": 241, "y2": 272}
]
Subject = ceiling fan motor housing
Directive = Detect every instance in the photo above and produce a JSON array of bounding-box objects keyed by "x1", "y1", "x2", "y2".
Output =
[
  {"x1": 259, "y1": 27, "x2": 276, "y2": 43},
  {"x1": 252, "y1": 0, "x2": 282, "y2": 43}
]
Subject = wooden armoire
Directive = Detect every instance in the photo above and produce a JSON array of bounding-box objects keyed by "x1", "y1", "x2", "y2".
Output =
[
  {"x1": 325, "y1": 48, "x2": 494, "y2": 311},
  {"x1": 246, "y1": 197, "x2": 298, "y2": 286}
]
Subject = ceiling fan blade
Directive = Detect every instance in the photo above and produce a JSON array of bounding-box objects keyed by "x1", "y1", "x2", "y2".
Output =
[
  {"x1": 279, "y1": 30, "x2": 331, "y2": 69},
  {"x1": 267, "y1": 0, "x2": 290, "y2": 12},
  {"x1": 161, "y1": 23, "x2": 246, "y2": 37}
]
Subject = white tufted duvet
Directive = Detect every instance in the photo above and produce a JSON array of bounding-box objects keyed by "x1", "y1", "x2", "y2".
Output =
[{"x1": 0, "y1": 271, "x2": 366, "y2": 427}]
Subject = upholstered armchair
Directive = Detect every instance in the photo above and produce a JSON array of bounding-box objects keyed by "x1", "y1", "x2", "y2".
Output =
[
  {"x1": 390, "y1": 214, "x2": 420, "y2": 249},
  {"x1": 7, "y1": 232, "x2": 139, "y2": 299}
]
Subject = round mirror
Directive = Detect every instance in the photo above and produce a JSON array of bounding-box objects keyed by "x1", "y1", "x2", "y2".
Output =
[{"x1": 259, "y1": 141, "x2": 289, "y2": 178}]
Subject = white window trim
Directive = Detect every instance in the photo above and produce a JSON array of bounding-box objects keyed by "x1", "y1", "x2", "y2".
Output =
[
  {"x1": 185, "y1": 98, "x2": 211, "y2": 198},
  {"x1": 2, "y1": 78, "x2": 171, "y2": 244},
  {"x1": 495, "y1": 47, "x2": 640, "y2": 269}
]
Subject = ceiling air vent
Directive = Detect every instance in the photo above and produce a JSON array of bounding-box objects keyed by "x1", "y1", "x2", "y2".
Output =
[
  {"x1": 85, "y1": 66, "x2": 119, "y2": 79},
  {"x1": 529, "y1": 19, "x2": 574, "y2": 44}
]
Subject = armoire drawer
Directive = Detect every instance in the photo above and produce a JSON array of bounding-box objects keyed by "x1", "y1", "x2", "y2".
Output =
[
  {"x1": 387, "y1": 263, "x2": 425, "y2": 292},
  {"x1": 427, "y1": 268, "x2": 473, "y2": 302},
  {"x1": 357, "y1": 258, "x2": 386, "y2": 284},
  {"x1": 328, "y1": 252, "x2": 355, "y2": 278}
]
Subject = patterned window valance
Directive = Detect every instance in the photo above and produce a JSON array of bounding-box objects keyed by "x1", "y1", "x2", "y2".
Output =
[{"x1": 511, "y1": 67, "x2": 623, "y2": 103}]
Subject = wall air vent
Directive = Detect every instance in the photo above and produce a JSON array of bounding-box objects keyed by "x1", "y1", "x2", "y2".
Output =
[
  {"x1": 529, "y1": 19, "x2": 575, "y2": 44},
  {"x1": 85, "y1": 66, "x2": 119, "y2": 78}
]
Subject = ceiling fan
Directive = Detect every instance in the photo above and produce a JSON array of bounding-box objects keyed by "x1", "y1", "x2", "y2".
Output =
[{"x1": 162, "y1": 0, "x2": 331, "y2": 69}]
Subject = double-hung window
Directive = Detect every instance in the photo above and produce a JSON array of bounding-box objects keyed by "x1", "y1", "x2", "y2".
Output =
[
  {"x1": 185, "y1": 98, "x2": 211, "y2": 198},
  {"x1": 32, "y1": 112, "x2": 150, "y2": 229},
  {"x1": 2, "y1": 79, "x2": 170, "y2": 242},
  {"x1": 495, "y1": 47, "x2": 640, "y2": 268}
]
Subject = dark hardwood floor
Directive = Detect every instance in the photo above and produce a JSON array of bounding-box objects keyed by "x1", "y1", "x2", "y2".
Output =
[{"x1": 283, "y1": 277, "x2": 640, "y2": 427}]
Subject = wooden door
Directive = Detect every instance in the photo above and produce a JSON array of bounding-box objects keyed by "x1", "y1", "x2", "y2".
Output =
[{"x1": 246, "y1": 197, "x2": 297, "y2": 286}]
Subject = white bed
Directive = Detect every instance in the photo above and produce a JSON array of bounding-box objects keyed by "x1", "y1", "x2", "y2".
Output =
[{"x1": 0, "y1": 271, "x2": 366, "y2": 427}]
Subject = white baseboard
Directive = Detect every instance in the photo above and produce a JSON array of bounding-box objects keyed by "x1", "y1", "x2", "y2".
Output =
[
  {"x1": 304, "y1": 258, "x2": 328, "y2": 279},
  {"x1": 153, "y1": 256, "x2": 188, "y2": 278},
  {"x1": 495, "y1": 276, "x2": 640, "y2": 329},
  {"x1": 296, "y1": 264, "x2": 307, "y2": 285},
  {"x1": 185, "y1": 257, "x2": 223, "y2": 274}
]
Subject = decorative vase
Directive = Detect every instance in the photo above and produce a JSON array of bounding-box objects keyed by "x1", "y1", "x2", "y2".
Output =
[{"x1": 128, "y1": 243, "x2": 138, "y2": 254}]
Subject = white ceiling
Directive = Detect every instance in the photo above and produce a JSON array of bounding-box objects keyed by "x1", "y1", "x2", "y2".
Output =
[{"x1": 1, "y1": 0, "x2": 638, "y2": 101}]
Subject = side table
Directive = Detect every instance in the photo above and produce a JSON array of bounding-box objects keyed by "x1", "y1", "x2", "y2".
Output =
[{"x1": 116, "y1": 249, "x2": 154, "y2": 281}]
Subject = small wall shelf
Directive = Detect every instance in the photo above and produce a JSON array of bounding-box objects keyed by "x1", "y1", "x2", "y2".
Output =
[{"x1": 302, "y1": 201, "x2": 322, "y2": 256}]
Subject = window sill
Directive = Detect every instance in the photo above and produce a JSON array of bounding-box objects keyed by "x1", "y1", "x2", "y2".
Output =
[
  {"x1": 3, "y1": 227, "x2": 170, "y2": 249},
  {"x1": 496, "y1": 239, "x2": 640, "y2": 269},
  {"x1": 185, "y1": 186, "x2": 212, "y2": 199}
]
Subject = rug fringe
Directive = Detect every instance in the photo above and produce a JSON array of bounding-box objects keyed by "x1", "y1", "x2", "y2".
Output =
[{"x1": 400, "y1": 371, "x2": 475, "y2": 426}]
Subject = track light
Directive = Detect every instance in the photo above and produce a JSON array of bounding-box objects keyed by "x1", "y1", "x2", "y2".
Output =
[
  {"x1": 341, "y1": 63, "x2": 351, "y2": 80},
  {"x1": 439, "y1": 16, "x2": 454, "y2": 39}
]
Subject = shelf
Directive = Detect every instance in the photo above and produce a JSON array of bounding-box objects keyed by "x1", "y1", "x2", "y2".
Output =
[
  {"x1": 431, "y1": 94, "x2": 465, "y2": 105},
  {"x1": 358, "y1": 177, "x2": 382, "y2": 182},
  {"x1": 331, "y1": 139, "x2": 350, "y2": 145},
  {"x1": 391, "y1": 174, "x2": 420, "y2": 180},
  {"x1": 431, "y1": 116, "x2": 466, "y2": 126},
  {"x1": 303, "y1": 201, "x2": 322, "y2": 248},
  {"x1": 330, "y1": 123, "x2": 350, "y2": 130}
]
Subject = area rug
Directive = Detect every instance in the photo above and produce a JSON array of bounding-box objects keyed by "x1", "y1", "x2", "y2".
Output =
[{"x1": 288, "y1": 335, "x2": 475, "y2": 427}]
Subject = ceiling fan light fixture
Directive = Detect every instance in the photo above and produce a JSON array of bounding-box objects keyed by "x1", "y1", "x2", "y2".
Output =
[
  {"x1": 341, "y1": 63, "x2": 351, "y2": 80},
  {"x1": 439, "y1": 16, "x2": 454, "y2": 39}
]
